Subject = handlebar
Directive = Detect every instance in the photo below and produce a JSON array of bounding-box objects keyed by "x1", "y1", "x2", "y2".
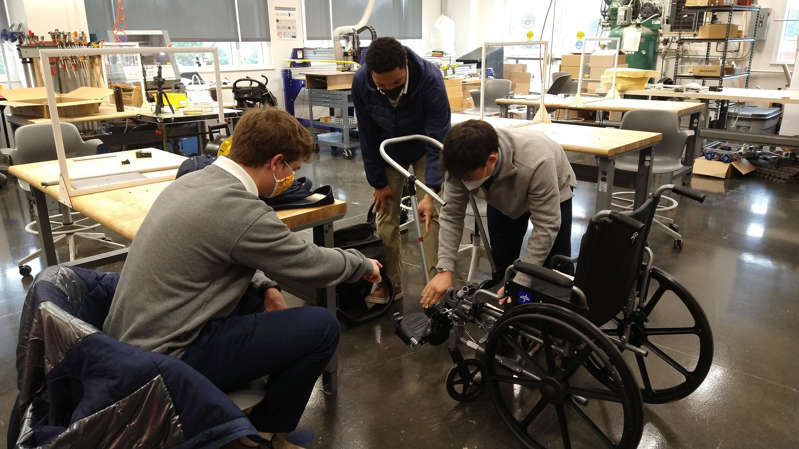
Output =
[
  {"x1": 379, "y1": 135, "x2": 447, "y2": 206},
  {"x1": 654, "y1": 184, "x2": 706, "y2": 203}
]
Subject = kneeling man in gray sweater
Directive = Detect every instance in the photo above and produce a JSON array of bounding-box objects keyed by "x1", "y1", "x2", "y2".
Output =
[{"x1": 104, "y1": 108, "x2": 380, "y2": 449}]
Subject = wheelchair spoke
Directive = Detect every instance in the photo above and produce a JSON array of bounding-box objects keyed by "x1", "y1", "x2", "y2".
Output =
[
  {"x1": 643, "y1": 340, "x2": 690, "y2": 377},
  {"x1": 559, "y1": 343, "x2": 593, "y2": 382},
  {"x1": 567, "y1": 386, "x2": 623, "y2": 403},
  {"x1": 520, "y1": 396, "x2": 550, "y2": 429},
  {"x1": 493, "y1": 374, "x2": 543, "y2": 389},
  {"x1": 500, "y1": 334, "x2": 547, "y2": 378},
  {"x1": 644, "y1": 326, "x2": 698, "y2": 336},
  {"x1": 642, "y1": 284, "x2": 667, "y2": 316},
  {"x1": 567, "y1": 400, "x2": 615, "y2": 448},
  {"x1": 635, "y1": 353, "x2": 654, "y2": 395},
  {"x1": 556, "y1": 404, "x2": 572, "y2": 449},
  {"x1": 542, "y1": 330, "x2": 557, "y2": 372}
]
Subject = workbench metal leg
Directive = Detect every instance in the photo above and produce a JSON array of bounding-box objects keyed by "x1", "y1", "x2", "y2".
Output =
[
  {"x1": 32, "y1": 188, "x2": 58, "y2": 267},
  {"x1": 500, "y1": 104, "x2": 508, "y2": 118},
  {"x1": 160, "y1": 124, "x2": 169, "y2": 152},
  {"x1": 633, "y1": 146, "x2": 653, "y2": 208},
  {"x1": 526, "y1": 105, "x2": 533, "y2": 120},
  {"x1": 595, "y1": 157, "x2": 616, "y2": 212},
  {"x1": 314, "y1": 222, "x2": 338, "y2": 395},
  {"x1": 0, "y1": 105, "x2": 10, "y2": 148},
  {"x1": 693, "y1": 106, "x2": 709, "y2": 162}
]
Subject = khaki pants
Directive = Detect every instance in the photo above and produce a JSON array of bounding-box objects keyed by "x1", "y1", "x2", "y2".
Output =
[{"x1": 376, "y1": 155, "x2": 441, "y2": 287}]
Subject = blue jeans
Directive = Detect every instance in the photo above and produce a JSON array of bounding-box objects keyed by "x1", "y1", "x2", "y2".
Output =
[
  {"x1": 487, "y1": 197, "x2": 574, "y2": 280},
  {"x1": 181, "y1": 288, "x2": 339, "y2": 433}
]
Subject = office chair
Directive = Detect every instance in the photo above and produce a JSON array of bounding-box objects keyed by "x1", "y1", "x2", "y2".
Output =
[
  {"x1": 547, "y1": 72, "x2": 573, "y2": 94},
  {"x1": 470, "y1": 78, "x2": 512, "y2": 115},
  {"x1": 10, "y1": 123, "x2": 125, "y2": 275},
  {"x1": 611, "y1": 110, "x2": 692, "y2": 248}
]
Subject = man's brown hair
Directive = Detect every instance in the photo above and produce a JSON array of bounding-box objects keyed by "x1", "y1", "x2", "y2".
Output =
[{"x1": 229, "y1": 108, "x2": 314, "y2": 167}]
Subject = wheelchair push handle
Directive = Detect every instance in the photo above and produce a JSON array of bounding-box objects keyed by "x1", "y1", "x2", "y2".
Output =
[
  {"x1": 379, "y1": 135, "x2": 446, "y2": 207},
  {"x1": 672, "y1": 185, "x2": 706, "y2": 203},
  {"x1": 608, "y1": 211, "x2": 646, "y2": 232}
]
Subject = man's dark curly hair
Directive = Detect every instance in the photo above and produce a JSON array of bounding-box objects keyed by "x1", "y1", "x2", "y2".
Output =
[
  {"x1": 441, "y1": 120, "x2": 500, "y2": 180},
  {"x1": 365, "y1": 37, "x2": 408, "y2": 74}
]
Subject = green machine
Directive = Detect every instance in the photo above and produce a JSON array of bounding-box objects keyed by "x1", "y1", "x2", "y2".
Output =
[{"x1": 602, "y1": 0, "x2": 663, "y2": 70}]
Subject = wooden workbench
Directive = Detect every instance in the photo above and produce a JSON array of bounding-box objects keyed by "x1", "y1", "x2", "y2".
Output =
[
  {"x1": 622, "y1": 87, "x2": 799, "y2": 104},
  {"x1": 9, "y1": 149, "x2": 346, "y2": 242},
  {"x1": 496, "y1": 95, "x2": 706, "y2": 117},
  {"x1": 451, "y1": 113, "x2": 662, "y2": 211}
]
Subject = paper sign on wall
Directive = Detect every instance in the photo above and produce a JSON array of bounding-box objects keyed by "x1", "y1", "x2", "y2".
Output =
[
  {"x1": 622, "y1": 28, "x2": 641, "y2": 53},
  {"x1": 275, "y1": 6, "x2": 298, "y2": 40}
]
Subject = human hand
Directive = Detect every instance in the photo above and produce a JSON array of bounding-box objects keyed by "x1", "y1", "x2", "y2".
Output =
[
  {"x1": 373, "y1": 186, "x2": 393, "y2": 212},
  {"x1": 264, "y1": 287, "x2": 288, "y2": 312},
  {"x1": 418, "y1": 194, "x2": 434, "y2": 233},
  {"x1": 497, "y1": 286, "x2": 511, "y2": 306},
  {"x1": 363, "y1": 258, "x2": 383, "y2": 283},
  {"x1": 420, "y1": 271, "x2": 453, "y2": 307}
]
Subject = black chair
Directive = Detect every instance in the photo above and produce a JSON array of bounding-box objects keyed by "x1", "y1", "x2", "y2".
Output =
[{"x1": 547, "y1": 72, "x2": 573, "y2": 95}]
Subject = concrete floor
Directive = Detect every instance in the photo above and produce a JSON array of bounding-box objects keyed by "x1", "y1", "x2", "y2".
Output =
[{"x1": 0, "y1": 151, "x2": 797, "y2": 449}]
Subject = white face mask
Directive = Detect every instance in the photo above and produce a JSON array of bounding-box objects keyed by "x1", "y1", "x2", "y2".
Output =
[{"x1": 462, "y1": 175, "x2": 491, "y2": 191}]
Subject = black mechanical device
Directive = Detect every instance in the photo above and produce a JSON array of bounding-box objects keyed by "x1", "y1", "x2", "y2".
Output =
[
  {"x1": 152, "y1": 65, "x2": 174, "y2": 116},
  {"x1": 394, "y1": 184, "x2": 713, "y2": 449},
  {"x1": 233, "y1": 75, "x2": 277, "y2": 109}
]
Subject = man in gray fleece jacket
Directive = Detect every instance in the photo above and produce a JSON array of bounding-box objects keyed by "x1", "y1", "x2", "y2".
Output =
[
  {"x1": 421, "y1": 120, "x2": 576, "y2": 306},
  {"x1": 103, "y1": 108, "x2": 380, "y2": 448}
]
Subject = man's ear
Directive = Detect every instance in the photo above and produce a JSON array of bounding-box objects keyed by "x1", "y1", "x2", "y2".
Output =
[
  {"x1": 487, "y1": 152, "x2": 499, "y2": 164},
  {"x1": 269, "y1": 154, "x2": 284, "y2": 170}
]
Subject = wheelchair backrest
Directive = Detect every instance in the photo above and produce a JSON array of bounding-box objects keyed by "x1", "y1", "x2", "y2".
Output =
[{"x1": 573, "y1": 214, "x2": 646, "y2": 326}]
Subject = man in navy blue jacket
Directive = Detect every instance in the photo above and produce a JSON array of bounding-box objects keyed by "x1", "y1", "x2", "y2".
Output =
[{"x1": 353, "y1": 37, "x2": 451, "y2": 303}]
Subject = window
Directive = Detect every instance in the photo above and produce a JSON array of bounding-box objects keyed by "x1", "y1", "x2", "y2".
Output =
[
  {"x1": 172, "y1": 41, "x2": 269, "y2": 71},
  {"x1": 775, "y1": 1, "x2": 799, "y2": 64}
]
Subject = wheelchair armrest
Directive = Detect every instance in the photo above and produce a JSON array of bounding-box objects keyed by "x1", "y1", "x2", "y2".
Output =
[{"x1": 513, "y1": 260, "x2": 573, "y2": 288}]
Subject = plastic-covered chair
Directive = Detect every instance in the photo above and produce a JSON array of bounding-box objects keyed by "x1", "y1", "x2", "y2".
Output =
[
  {"x1": 470, "y1": 78, "x2": 512, "y2": 115},
  {"x1": 612, "y1": 110, "x2": 691, "y2": 248},
  {"x1": 547, "y1": 72, "x2": 572, "y2": 94},
  {"x1": 9, "y1": 123, "x2": 124, "y2": 275}
]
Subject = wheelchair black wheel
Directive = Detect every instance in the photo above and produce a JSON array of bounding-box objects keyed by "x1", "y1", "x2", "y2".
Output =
[
  {"x1": 19, "y1": 265, "x2": 32, "y2": 277},
  {"x1": 485, "y1": 304, "x2": 643, "y2": 449},
  {"x1": 446, "y1": 359, "x2": 484, "y2": 402},
  {"x1": 626, "y1": 266, "x2": 713, "y2": 404}
]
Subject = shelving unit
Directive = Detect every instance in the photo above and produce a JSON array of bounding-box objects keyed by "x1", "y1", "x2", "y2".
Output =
[
  {"x1": 673, "y1": 4, "x2": 760, "y2": 87},
  {"x1": 306, "y1": 88, "x2": 359, "y2": 159}
]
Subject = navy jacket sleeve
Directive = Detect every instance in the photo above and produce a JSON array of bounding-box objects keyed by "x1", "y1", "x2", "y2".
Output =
[
  {"x1": 422, "y1": 72, "x2": 451, "y2": 190},
  {"x1": 353, "y1": 73, "x2": 388, "y2": 189}
]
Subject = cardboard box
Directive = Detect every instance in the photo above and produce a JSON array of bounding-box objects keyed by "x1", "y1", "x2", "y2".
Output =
[
  {"x1": 589, "y1": 51, "x2": 626, "y2": 67},
  {"x1": 444, "y1": 79, "x2": 464, "y2": 112},
  {"x1": 1, "y1": 87, "x2": 113, "y2": 118},
  {"x1": 585, "y1": 81, "x2": 602, "y2": 94},
  {"x1": 304, "y1": 71, "x2": 354, "y2": 90},
  {"x1": 692, "y1": 157, "x2": 755, "y2": 179},
  {"x1": 689, "y1": 63, "x2": 736, "y2": 77},
  {"x1": 560, "y1": 65, "x2": 588, "y2": 80},
  {"x1": 507, "y1": 72, "x2": 531, "y2": 94},
  {"x1": 691, "y1": 175, "x2": 728, "y2": 194},
  {"x1": 561, "y1": 53, "x2": 584, "y2": 67},
  {"x1": 503, "y1": 64, "x2": 527, "y2": 74},
  {"x1": 462, "y1": 80, "x2": 482, "y2": 101},
  {"x1": 685, "y1": 0, "x2": 732, "y2": 6},
  {"x1": 698, "y1": 24, "x2": 742, "y2": 39}
]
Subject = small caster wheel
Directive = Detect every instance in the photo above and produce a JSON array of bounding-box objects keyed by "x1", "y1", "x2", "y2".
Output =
[
  {"x1": 19, "y1": 265, "x2": 32, "y2": 276},
  {"x1": 669, "y1": 223, "x2": 680, "y2": 232},
  {"x1": 343, "y1": 149, "x2": 353, "y2": 160},
  {"x1": 446, "y1": 359, "x2": 484, "y2": 402},
  {"x1": 673, "y1": 239, "x2": 683, "y2": 250}
]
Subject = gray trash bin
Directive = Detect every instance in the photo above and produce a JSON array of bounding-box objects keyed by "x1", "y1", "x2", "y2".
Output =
[{"x1": 727, "y1": 106, "x2": 782, "y2": 134}]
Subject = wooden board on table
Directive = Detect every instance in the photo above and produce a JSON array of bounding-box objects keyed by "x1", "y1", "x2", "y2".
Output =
[
  {"x1": 495, "y1": 96, "x2": 705, "y2": 116},
  {"x1": 623, "y1": 88, "x2": 799, "y2": 105},
  {"x1": 529, "y1": 122, "x2": 662, "y2": 157}
]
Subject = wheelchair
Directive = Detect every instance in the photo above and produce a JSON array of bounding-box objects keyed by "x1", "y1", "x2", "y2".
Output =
[{"x1": 393, "y1": 184, "x2": 713, "y2": 449}]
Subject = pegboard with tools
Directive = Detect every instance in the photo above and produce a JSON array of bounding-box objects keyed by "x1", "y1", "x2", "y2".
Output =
[{"x1": 13, "y1": 29, "x2": 105, "y2": 91}]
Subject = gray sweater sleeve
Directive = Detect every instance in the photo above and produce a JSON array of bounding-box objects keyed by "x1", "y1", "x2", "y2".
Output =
[
  {"x1": 436, "y1": 177, "x2": 471, "y2": 272},
  {"x1": 231, "y1": 210, "x2": 372, "y2": 286},
  {"x1": 522, "y1": 157, "x2": 562, "y2": 266}
]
